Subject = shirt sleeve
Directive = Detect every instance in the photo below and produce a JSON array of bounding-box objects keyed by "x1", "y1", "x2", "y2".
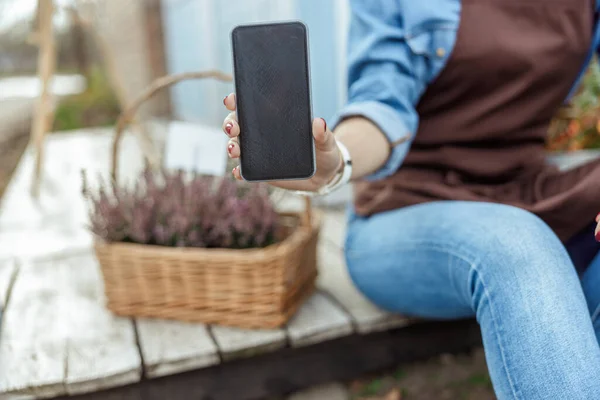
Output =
[{"x1": 330, "y1": 0, "x2": 435, "y2": 180}]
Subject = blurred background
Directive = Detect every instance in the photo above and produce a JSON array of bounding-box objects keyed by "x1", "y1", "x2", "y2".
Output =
[
  {"x1": 0, "y1": 0, "x2": 349, "y2": 125},
  {"x1": 0, "y1": 0, "x2": 354, "y2": 202},
  {"x1": 1, "y1": 1, "x2": 599, "y2": 399},
  {"x1": 1, "y1": 0, "x2": 598, "y2": 199}
]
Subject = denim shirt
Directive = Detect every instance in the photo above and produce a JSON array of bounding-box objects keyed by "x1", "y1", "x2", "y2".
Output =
[{"x1": 331, "y1": 0, "x2": 600, "y2": 181}]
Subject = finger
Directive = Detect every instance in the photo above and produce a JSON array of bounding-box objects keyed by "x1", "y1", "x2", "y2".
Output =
[
  {"x1": 223, "y1": 93, "x2": 237, "y2": 111},
  {"x1": 232, "y1": 165, "x2": 243, "y2": 180},
  {"x1": 312, "y1": 118, "x2": 336, "y2": 152},
  {"x1": 223, "y1": 115, "x2": 240, "y2": 138},
  {"x1": 596, "y1": 212, "x2": 600, "y2": 223},
  {"x1": 226, "y1": 111, "x2": 238, "y2": 122},
  {"x1": 226, "y1": 139, "x2": 240, "y2": 159}
]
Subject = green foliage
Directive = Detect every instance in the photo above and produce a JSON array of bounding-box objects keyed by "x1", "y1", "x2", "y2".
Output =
[
  {"x1": 548, "y1": 61, "x2": 600, "y2": 151},
  {"x1": 360, "y1": 379, "x2": 384, "y2": 396},
  {"x1": 572, "y1": 61, "x2": 600, "y2": 112},
  {"x1": 53, "y1": 67, "x2": 120, "y2": 131},
  {"x1": 392, "y1": 368, "x2": 406, "y2": 381},
  {"x1": 466, "y1": 373, "x2": 492, "y2": 388}
]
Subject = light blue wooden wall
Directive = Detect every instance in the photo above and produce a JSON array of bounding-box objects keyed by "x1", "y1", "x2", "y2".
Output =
[
  {"x1": 161, "y1": 0, "x2": 348, "y2": 126},
  {"x1": 161, "y1": 0, "x2": 207, "y2": 123}
]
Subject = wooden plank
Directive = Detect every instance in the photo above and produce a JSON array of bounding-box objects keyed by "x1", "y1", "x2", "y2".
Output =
[
  {"x1": 317, "y1": 241, "x2": 409, "y2": 334},
  {"x1": 0, "y1": 227, "x2": 91, "y2": 262},
  {"x1": 210, "y1": 291, "x2": 355, "y2": 359},
  {"x1": 0, "y1": 130, "x2": 145, "y2": 232},
  {"x1": 0, "y1": 144, "x2": 85, "y2": 231},
  {"x1": 0, "y1": 253, "x2": 142, "y2": 398},
  {"x1": 274, "y1": 193, "x2": 347, "y2": 248},
  {"x1": 136, "y1": 319, "x2": 220, "y2": 378},
  {"x1": 53, "y1": 319, "x2": 481, "y2": 400},
  {"x1": 285, "y1": 291, "x2": 353, "y2": 347},
  {"x1": 0, "y1": 259, "x2": 68, "y2": 398},
  {"x1": 0, "y1": 259, "x2": 16, "y2": 377},
  {"x1": 273, "y1": 190, "x2": 305, "y2": 213},
  {"x1": 547, "y1": 150, "x2": 600, "y2": 171},
  {"x1": 0, "y1": 98, "x2": 34, "y2": 147},
  {"x1": 61, "y1": 253, "x2": 141, "y2": 395},
  {"x1": 321, "y1": 210, "x2": 347, "y2": 249},
  {"x1": 210, "y1": 325, "x2": 287, "y2": 362},
  {"x1": 0, "y1": 259, "x2": 16, "y2": 308},
  {"x1": 66, "y1": 318, "x2": 140, "y2": 396},
  {"x1": 0, "y1": 259, "x2": 17, "y2": 333}
]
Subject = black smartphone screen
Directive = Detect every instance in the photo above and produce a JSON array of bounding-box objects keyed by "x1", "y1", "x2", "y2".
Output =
[{"x1": 231, "y1": 22, "x2": 315, "y2": 181}]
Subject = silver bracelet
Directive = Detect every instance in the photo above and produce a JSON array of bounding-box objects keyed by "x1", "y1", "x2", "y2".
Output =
[{"x1": 295, "y1": 140, "x2": 353, "y2": 197}]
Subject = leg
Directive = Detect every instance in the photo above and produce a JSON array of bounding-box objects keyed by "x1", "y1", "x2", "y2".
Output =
[
  {"x1": 345, "y1": 201, "x2": 600, "y2": 400},
  {"x1": 565, "y1": 221, "x2": 600, "y2": 343},
  {"x1": 581, "y1": 251, "x2": 600, "y2": 343}
]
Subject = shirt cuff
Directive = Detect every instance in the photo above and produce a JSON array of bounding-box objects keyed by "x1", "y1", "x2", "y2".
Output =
[{"x1": 329, "y1": 101, "x2": 413, "y2": 181}]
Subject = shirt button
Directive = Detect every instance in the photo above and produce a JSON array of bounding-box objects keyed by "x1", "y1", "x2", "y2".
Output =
[{"x1": 436, "y1": 47, "x2": 446, "y2": 58}]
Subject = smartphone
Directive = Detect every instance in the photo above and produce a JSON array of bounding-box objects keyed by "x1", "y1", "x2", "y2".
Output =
[{"x1": 231, "y1": 21, "x2": 316, "y2": 181}]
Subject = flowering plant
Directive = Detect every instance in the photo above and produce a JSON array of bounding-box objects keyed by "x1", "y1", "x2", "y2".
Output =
[
  {"x1": 548, "y1": 61, "x2": 600, "y2": 152},
  {"x1": 82, "y1": 167, "x2": 279, "y2": 249}
]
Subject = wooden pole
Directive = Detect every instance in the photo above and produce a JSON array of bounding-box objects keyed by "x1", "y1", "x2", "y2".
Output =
[
  {"x1": 72, "y1": 8, "x2": 159, "y2": 168},
  {"x1": 142, "y1": 0, "x2": 171, "y2": 117},
  {"x1": 30, "y1": 0, "x2": 57, "y2": 197},
  {"x1": 67, "y1": 8, "x2": 91, "y2": 79}
]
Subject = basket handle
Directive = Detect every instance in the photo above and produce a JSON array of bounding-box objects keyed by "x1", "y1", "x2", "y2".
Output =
[{"x1": 110, "y1": 70, "x2": 313, "y2": 227}]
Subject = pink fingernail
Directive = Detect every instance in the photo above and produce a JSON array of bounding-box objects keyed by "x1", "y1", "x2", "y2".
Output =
[
  {"x1": 227, "y1": 143, "x2": 235, "y2": 154},
  {"x1": 225, "y1": 122, "x2": 233, "y2": 135},
  {"x1": 321, "y1": 118, "x2": 327, "y2": 131},
  {"x1": 223, "y1": 96, "x2": 228, "y2": 106}
]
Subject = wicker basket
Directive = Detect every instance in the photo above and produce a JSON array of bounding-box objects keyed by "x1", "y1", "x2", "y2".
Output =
[{"x1": 95, "y1": 71, "x2": 320, "y2": 329}]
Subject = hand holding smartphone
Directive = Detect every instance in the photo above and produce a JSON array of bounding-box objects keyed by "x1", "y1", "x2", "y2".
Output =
[{"x1": 230, "y1": 22, "x2": 316, "y2": 182}]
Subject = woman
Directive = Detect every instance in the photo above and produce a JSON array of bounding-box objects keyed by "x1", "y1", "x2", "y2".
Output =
[{"x1": 222, "y1": 1, "x2": 600, "y2": 398}]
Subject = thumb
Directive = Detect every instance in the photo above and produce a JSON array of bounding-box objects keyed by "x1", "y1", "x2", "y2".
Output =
[{"x1": 313, "y1": 118, "x2": 336, "y2": 152}]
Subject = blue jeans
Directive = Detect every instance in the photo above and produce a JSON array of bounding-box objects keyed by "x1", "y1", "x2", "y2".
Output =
[{"x1": 345, "y1": 201, "x2": 600, "y2": 400}]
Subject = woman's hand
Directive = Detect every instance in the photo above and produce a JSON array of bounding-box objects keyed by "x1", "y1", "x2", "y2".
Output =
[
  {"x1": 595, "y1": 213, "x2": 600, "y2": 242},
  {"x1": 222, "y1": 93, "x2": 342, "y2": 191}
]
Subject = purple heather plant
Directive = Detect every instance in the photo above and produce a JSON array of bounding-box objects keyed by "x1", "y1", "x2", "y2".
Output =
[{"x1": 82, "y1": 166, "x2": 280, "y2": 249}]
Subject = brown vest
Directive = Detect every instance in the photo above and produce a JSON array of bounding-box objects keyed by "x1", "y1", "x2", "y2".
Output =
[{"x1": 354, "y1": 0, "x2": 600, "y2": 241}]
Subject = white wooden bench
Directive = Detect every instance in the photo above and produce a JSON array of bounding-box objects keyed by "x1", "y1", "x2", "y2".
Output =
[{"x1": 5, "y1": 129, "x2": 591, "y2": 399}]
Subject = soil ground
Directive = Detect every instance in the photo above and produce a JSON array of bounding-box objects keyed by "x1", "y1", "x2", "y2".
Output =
[{"x1": 348, "y1": 347, "x2": 495, "y2": 400}]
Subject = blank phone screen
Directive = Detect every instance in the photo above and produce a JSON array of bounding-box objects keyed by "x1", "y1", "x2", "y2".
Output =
[{"x1": 231, "y1": 22, "x2": 315, "y2": 181}]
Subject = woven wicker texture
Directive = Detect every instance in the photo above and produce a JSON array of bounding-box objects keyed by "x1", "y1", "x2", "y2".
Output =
[{"x1": 95, "y1": 71, "x2": 319, "y2": 329}]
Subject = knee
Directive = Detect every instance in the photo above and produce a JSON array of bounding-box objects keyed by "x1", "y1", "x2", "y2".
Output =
[
  {"x1": 345, "y1": 203, "x2": 568, "y2": 271},
  {"x1": 344, "y1": 202, "x2": 578, "y2": 296},
  {"x1": 469, "y1": 206, "x2": 583, "y2": 315},
  {"x1": 479, "y1": 205, "x2": 571, "y2": 280}
]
